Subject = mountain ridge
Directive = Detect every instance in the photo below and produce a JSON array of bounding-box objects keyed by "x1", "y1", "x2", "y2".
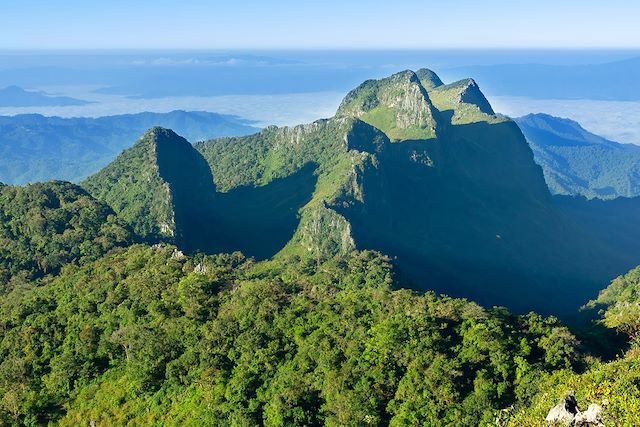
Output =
[{"x1": 83, "y1": 68, "x2": 640, "y2": 314}]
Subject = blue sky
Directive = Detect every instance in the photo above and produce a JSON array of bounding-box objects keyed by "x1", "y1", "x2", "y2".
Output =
[{"x1": 3, "y1": 0, "x2": 640, "y2": 49}]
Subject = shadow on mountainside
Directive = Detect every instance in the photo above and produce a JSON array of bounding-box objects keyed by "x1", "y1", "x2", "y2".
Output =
[
  {"x1": 339, "y1": 120, "x2": 631, "y2": 315},
  {"x1": 156, "y1": 141, "x2": 317, "y2": 259}
]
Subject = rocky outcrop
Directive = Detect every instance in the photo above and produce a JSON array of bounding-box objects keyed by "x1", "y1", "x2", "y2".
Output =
[
  {"x1": 546, "y1": 396, "x2": 604, "y2": 426},
  {"x1": 416, "y1": 68, "x2": 444, "y2": 90},
  {"x1": 456, "y1": 78, "x2": 495, "y2": 115},
  {"x1": 336, "y1": 70, "x2": 440, "y2": 141}
]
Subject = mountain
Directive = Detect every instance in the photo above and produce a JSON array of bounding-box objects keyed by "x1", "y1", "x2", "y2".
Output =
[
  {"x1": 0, "y1": 85, "x2": 89, "y2": 107},
  {"x1": 0, "y1": 110, "x2": 259, "y2": 185},
  {"x1": 82, "y1": 128, "x2": 216, "y2": 243},
  {"x1": 85, "y1": 69, "x2": 640, "y2": 314},
  {"x1": 515, "y1": 113, "x2": 640, "y2": 199}
]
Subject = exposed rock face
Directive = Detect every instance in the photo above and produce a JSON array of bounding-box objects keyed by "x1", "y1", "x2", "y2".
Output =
[
  {"x1": 546, "y1": 396, "x2": 604, "y2": 426},
  {"x1": 456, "y1": 78, "x2": 495, "y2": 115},
  {"x1": 336, "y1": 70, "x2": 439, "y2": 141},
  {"x1": 171, "y1": 249, "x2": 185, "y2": 260},
  {"x1": 574, "y1": 404, "x2": 604, "y2": 427},
  {"x1": 546, "y1": 396, "x2": 579, "y2": 425}
]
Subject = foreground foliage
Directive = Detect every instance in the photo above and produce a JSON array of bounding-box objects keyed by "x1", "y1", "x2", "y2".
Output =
[
  {"x1": 505, "y1": 350, "x2": 640, "y2": 426},
  {"x1": 0, "y1": 245, "x2": 578, "y2": 426},
  {"x1": 505, "y1": 265, "x2": 640, "y2": 425}
]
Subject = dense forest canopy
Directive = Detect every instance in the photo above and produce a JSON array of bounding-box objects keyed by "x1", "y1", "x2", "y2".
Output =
[
  {"x1": 0, "y1": 244, "x2": 581, "y2": 426},
  {"x1": 0, "y1": 181, "x2": 131, "y2": 288}
]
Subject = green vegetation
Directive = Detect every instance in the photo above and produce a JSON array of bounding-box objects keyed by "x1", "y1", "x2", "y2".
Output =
[
  {"x1": 0, "y1": 181, "x2": 130, "y2": 287},
  {"x1": 335, "y1": 70, "x2": 438, "y2": 141},
  {"x1": 3, "y1": 68, "x2": 640, "y2": 425},
  {"x1": 77, "y1": 68, "x2": 640, "y2": 314},
  {"x1": 0, "y1": 244, "x2": 580, "y2": 426},
  {"x1": 589, "y1": 265, "x2": 640, "y2": 342},
  {"x1": 503, "y1": 265, "x2": 640, "y2": 425},
  {"x1": 516, "y1": 113, "x2": 640, "y2": 199}
]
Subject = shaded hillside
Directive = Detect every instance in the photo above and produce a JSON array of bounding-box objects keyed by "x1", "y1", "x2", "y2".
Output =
[
  {"x1": 0, "y1": 110, "x2": 258, "y2": 184},
  {"x1": 84, "y1": 128, "x2": 317, "y2": 259},
  {"x1": 199, "y1": 163, "x2": 317, "y2": 258},
  {"x1": 516, "y1": 113, "x2": 640, "y2": 199},
  {"x1": 554, "y1": 195, "x2": 640, "y2": 270}
]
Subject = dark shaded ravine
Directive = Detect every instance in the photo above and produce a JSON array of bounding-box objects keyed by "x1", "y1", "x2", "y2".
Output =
[{"x1": 156, "y1": 137, "x2": 317, "y2": 259}]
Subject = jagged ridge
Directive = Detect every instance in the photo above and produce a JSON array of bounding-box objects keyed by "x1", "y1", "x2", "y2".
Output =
[{"x1": 86, "y1": 68, "x2": 640, "y2": 314}]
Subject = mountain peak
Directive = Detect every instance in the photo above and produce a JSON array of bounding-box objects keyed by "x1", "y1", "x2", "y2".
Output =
[
  {"x1": 456, "y1": 79, "x2": 495, "y2": 114},
  {"x1": 143, "y1": 126, "x2": 184, "y2": 140},
  {"x1": 2, "y1": 85, "x2": 27, "y2": 93},
  {"x1": 427, "y1": 78, "x2": 499, "y2": 124},
  {"x1": 83, "y1": 127, "x2": 214, "y2": 242},
  {"x1": 416, "y1": 68, "x2": 444, "y2": 90},
  {"x1": 137, "y1": 127, "x2": 200, "y2": 159},
  {"x1": 335, "y1": 70, "x2": 439, "y2": 141}
]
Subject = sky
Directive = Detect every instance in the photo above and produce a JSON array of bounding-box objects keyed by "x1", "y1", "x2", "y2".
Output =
[{"x1": 2, "y1": 0, "x2": 640, "y2": 50}]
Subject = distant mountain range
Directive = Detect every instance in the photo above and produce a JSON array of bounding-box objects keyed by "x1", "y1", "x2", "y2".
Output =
[
  {"x1": 0, "y1": 85, "x2": 90, "y2": 107},
  {"x1": 0, "y1": 110, "x2": 259, "y2": 184},
  {"x1": 516, "y1": 113, "x2": 640, "y2": 199}
]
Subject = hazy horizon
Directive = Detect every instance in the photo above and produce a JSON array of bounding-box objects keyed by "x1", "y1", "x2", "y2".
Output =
[{"x1": 1, "y1": 48, "x2": 639, "y2": 145}]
